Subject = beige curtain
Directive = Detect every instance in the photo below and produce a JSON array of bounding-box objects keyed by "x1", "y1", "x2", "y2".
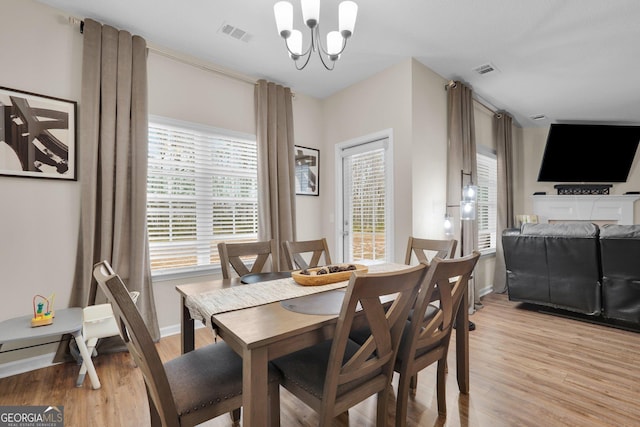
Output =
[
  {"x1": 67, "y1": 19, "x2": 159, "y2": 349},
  {"x1": 493, "y1": 113, "x2": 515, "y2": 293},
  {"x1": 255, "y1": 80, "x2": 296, "y2": 270},
  {"x1": 446, "y1": 81, "x2": 480, "y2": 313}
]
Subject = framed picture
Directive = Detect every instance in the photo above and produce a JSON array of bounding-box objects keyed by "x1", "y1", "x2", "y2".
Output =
[
  {"x1": 0, "y1": 86, "x2": 77, "y2": 180},
  {"x1": 294, "y1": 145, "x2": 319, "y2": 196}
]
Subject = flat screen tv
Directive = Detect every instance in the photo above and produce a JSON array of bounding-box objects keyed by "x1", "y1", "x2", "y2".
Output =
[{"x1": 537, "y1": 123, "x2": 640, "y2": 183}]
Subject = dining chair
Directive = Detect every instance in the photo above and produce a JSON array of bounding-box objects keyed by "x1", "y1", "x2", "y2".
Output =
[
  {"x1": 217, "y1": 239, "x2": 278, "y2": 279},
  {"x1": 272, "y1": 262, "x2": 428, "y2": 426},
  {"x1": 395, "y1": 251, "x2": 480, "y2": 425},
  {"x1": 92, "y1": 260, "x2": 282, "y2": 427},
  {"x1": 282, "y1": 238, "x2": 332, "y2": 270},
  {"x1": 404, "y1": 236, "x2": 457, "y2": 265}
]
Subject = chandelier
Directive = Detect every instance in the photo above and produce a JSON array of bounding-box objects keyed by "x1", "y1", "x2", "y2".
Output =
[{"x1": 273, "y1": 0, "x2": 358, "y2": 70}]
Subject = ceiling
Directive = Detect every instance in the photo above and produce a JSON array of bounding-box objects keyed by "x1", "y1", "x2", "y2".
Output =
[{"x1": 36, "y1": 0, "x2": 640, "y2": 127}]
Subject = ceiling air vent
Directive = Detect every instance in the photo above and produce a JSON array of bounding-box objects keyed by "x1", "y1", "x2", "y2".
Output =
[
  {"x1": 218, "y1": 23, "x2": 252, "y2": 43},
  {"x1": 530, "y1": 114, "x2": 547, "y2": 121},
  {"x1": 473, "y1": 63, "x2": 498, "y2": 75}
]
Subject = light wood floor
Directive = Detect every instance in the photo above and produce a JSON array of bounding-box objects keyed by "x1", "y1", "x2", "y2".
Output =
[{"x1": 1, "y1": 293, "x2": 639, "y2": 426}]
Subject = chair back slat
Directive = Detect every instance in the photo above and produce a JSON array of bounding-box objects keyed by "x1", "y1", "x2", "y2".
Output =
[
  {"x1": 283, "y1": 238, "x2": 332, "y2": 270},
  {"x1": 217, "y1": 240, "x2": 278, "y2": 279},
  {"x1": 404, "y1": 237, "x2": 457, "y2": 265}
]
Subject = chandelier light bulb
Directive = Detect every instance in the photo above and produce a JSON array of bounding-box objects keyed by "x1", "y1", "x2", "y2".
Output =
[
  {"x1": 274, "y1": 1, "x2": 293, "y2": 38},
  {"x1": 327, "y1": 31, "x2": 342, "y2": 59},
  {"x1": 288, "y1": 30, "x2": 303, "y2": 58},
  {"x1": 339, "y1": 1, "x2": 358, "y2": 38},
  {"x1": 301, "y1": 0, "x2": 320, "y2": 28}
]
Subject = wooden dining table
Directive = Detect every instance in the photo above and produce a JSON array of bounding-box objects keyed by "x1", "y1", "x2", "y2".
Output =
[{"x1": 175, "y1": 265, "x2": 470, "y2": 427}]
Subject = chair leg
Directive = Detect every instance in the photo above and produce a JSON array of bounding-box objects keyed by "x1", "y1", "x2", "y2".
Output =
[
  {"x1": 230, "y1": 408, "x2": 241, "y2": 426},
  {"x1": 269, "y1": 382, "x2": 281, "y2": 426},
  {"x1": 396, "y1": 371, "x2": 412, "y2": 427},
  {"x1": 376, "y1": 387, "x2": 390, "y2": 427},
  {"x1": 436, "y1": 358, "x2": 447, "y2": 416},
  {"x1": 76, "y1": 337, "x2": 99, "y2": 387},
  {"x1": 409, "y1": 374, "x2": 418, "y2": 396},
  {"x1": 148, "y1": 392, "x2": 162, "y2": 427}
]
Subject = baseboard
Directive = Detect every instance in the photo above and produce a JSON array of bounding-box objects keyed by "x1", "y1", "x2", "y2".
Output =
[{"x1": 479, "y1": 285, "x2": 494, "y2": 298}]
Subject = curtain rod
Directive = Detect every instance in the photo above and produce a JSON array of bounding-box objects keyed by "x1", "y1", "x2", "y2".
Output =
[
  {"x1": 69, "y1": 16, "x2": 257, "y2": 87},
  {"x1": 444, "y1": 79, "x2": 501, "y2": 117}
]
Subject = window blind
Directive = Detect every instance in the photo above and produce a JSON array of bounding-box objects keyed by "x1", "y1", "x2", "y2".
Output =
[
  {"x1": 476, "y1": 150, "x2": 497, "y2": 252},
  {"x1": 147, "y1": 120, "x2": 258, "y2": 275},
  {"x1": 347, "y1": 148, "x2": 387, "y2": 261}
]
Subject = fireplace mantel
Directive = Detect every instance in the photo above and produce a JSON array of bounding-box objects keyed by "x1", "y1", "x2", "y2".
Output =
[{"x1": 531, "y1": 195, "x2": 640, "y2": 224}]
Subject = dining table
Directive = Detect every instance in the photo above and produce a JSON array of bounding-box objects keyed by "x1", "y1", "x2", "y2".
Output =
[{"x1": 175, "y1": 263, "x2": 470, "y2": 427}]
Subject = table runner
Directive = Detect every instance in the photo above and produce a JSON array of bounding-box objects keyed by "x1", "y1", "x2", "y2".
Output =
[{"x1": 185, "y1": 262, "x2": 409, "y2": 327}]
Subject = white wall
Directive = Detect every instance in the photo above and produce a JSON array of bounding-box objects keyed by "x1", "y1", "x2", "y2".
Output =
[
  {"x1": 410, "y1": 60, "x2": 449, "y2": 239},
  {"x1": 322, "y1": 60, "x2": 414, "y2": 263},
  {"x1": 0, "y1": 0, "x2": 83, "y2": 364}
]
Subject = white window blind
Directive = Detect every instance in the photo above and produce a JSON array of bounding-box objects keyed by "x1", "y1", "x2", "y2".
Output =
[
  {"x1": 476, "y1": 149, "x2": 497, "y2": 252},
  {"x1": 147, "y1": 118, "x2": 258, "y2": 275},
  {"x1": 346, "y1": 148, "x2": 387, "y2": 261}
]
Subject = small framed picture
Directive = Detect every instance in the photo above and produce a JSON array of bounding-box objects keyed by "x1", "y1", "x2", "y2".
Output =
[
  {"x1": 0, "y1": 86, "x2": 77, "y2": 181},
  {"x1": 294, "y1": 145, "x2": 319, "y2": 196}
]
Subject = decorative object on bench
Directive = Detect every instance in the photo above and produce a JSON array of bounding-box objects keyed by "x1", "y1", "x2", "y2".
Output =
[{"x1": 31, "y1": 294, "x2": 55, "y2": 327}]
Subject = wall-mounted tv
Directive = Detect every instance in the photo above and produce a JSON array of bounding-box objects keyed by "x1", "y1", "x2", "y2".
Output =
[{"x1": 537, "y1": 123, "x2": 640, "y2": 183}]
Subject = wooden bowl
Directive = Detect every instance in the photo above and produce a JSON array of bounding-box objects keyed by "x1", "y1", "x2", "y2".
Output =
[{"x1": 291, "y1": 264, "x2": 368, "y2": 286}]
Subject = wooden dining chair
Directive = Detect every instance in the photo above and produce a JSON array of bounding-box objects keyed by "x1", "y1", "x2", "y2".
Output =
[
  {"x1": 217, "y1": 239, "x2": 278, "y2": 279},
  {"x1": 92, "y1": 261, "x2": 282, "y2": 427},
  {"x1": 282, "y1": 238, "x2": 332, "y2": 270},
  {"x1": 404, "y1": 236, "x2": 457, "y2": 265},
  {"x1": 272, "y1": 262, "x2": 428, "y2": 426},
  {"x1": 395, "y1": 251, "x2": 480, "y2": 425}
]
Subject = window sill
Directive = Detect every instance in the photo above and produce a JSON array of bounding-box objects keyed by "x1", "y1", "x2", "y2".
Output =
[{"x1": 479, "y1": 248, "x2": 496, "y2": 258}]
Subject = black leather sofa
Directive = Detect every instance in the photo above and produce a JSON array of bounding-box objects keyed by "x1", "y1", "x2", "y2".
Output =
[{"x1": 502, "y1": 223, "x2": 640, "y2": 327}]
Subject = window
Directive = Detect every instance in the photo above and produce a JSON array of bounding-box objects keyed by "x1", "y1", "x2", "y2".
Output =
[
  {"x1": 147, "y1": 117, "x2": 258, "y2": 276},
  {"x1": 476, "y1": 147, "x2": 497, "y2": 253}
]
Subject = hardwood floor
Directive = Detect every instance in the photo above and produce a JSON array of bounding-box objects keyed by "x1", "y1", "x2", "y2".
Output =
[{"x1": 1, "y1": 293, "x2": 639, "y2": 426}]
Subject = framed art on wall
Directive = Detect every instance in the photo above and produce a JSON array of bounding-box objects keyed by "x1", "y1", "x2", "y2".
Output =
[
  {"x1": 294, "y1": 145, "x2": 319, "y2": 196},
  {"x1": 0, "y1": 86, "x2": 77, "y2": 180}
]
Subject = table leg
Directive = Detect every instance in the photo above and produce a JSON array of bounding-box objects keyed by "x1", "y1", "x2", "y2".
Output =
[
  {"x1": 455, "y1": 288, "x2": 470, "y2": 394},
  {"x1": 72, "y1": 331, "x2": 101, "y2": 389},
  {"x1": 242, "y1": 346, "x2": 269, "y2": 427},
  {"x1": 181, "y1": 296, "x2": 194, "y2": 354}
]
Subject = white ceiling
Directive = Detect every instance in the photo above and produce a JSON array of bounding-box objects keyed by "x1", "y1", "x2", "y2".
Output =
[{"x1": 36, "y1": 0, "x2": 640, "y2": 127}]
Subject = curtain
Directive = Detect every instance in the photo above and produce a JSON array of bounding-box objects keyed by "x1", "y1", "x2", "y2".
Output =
[
  {"x1": 446, "y1": 81, "x2": 480, "y2": 314},
  {"x1": 56, "y1": 19, "x2": 159, "y2": 361},
  {"x1": 493, "y1": 113, "x2": 515, "y2": 293},
  {"x1": 255, "y1": 80, "x2": 296, "y2": 270}
]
